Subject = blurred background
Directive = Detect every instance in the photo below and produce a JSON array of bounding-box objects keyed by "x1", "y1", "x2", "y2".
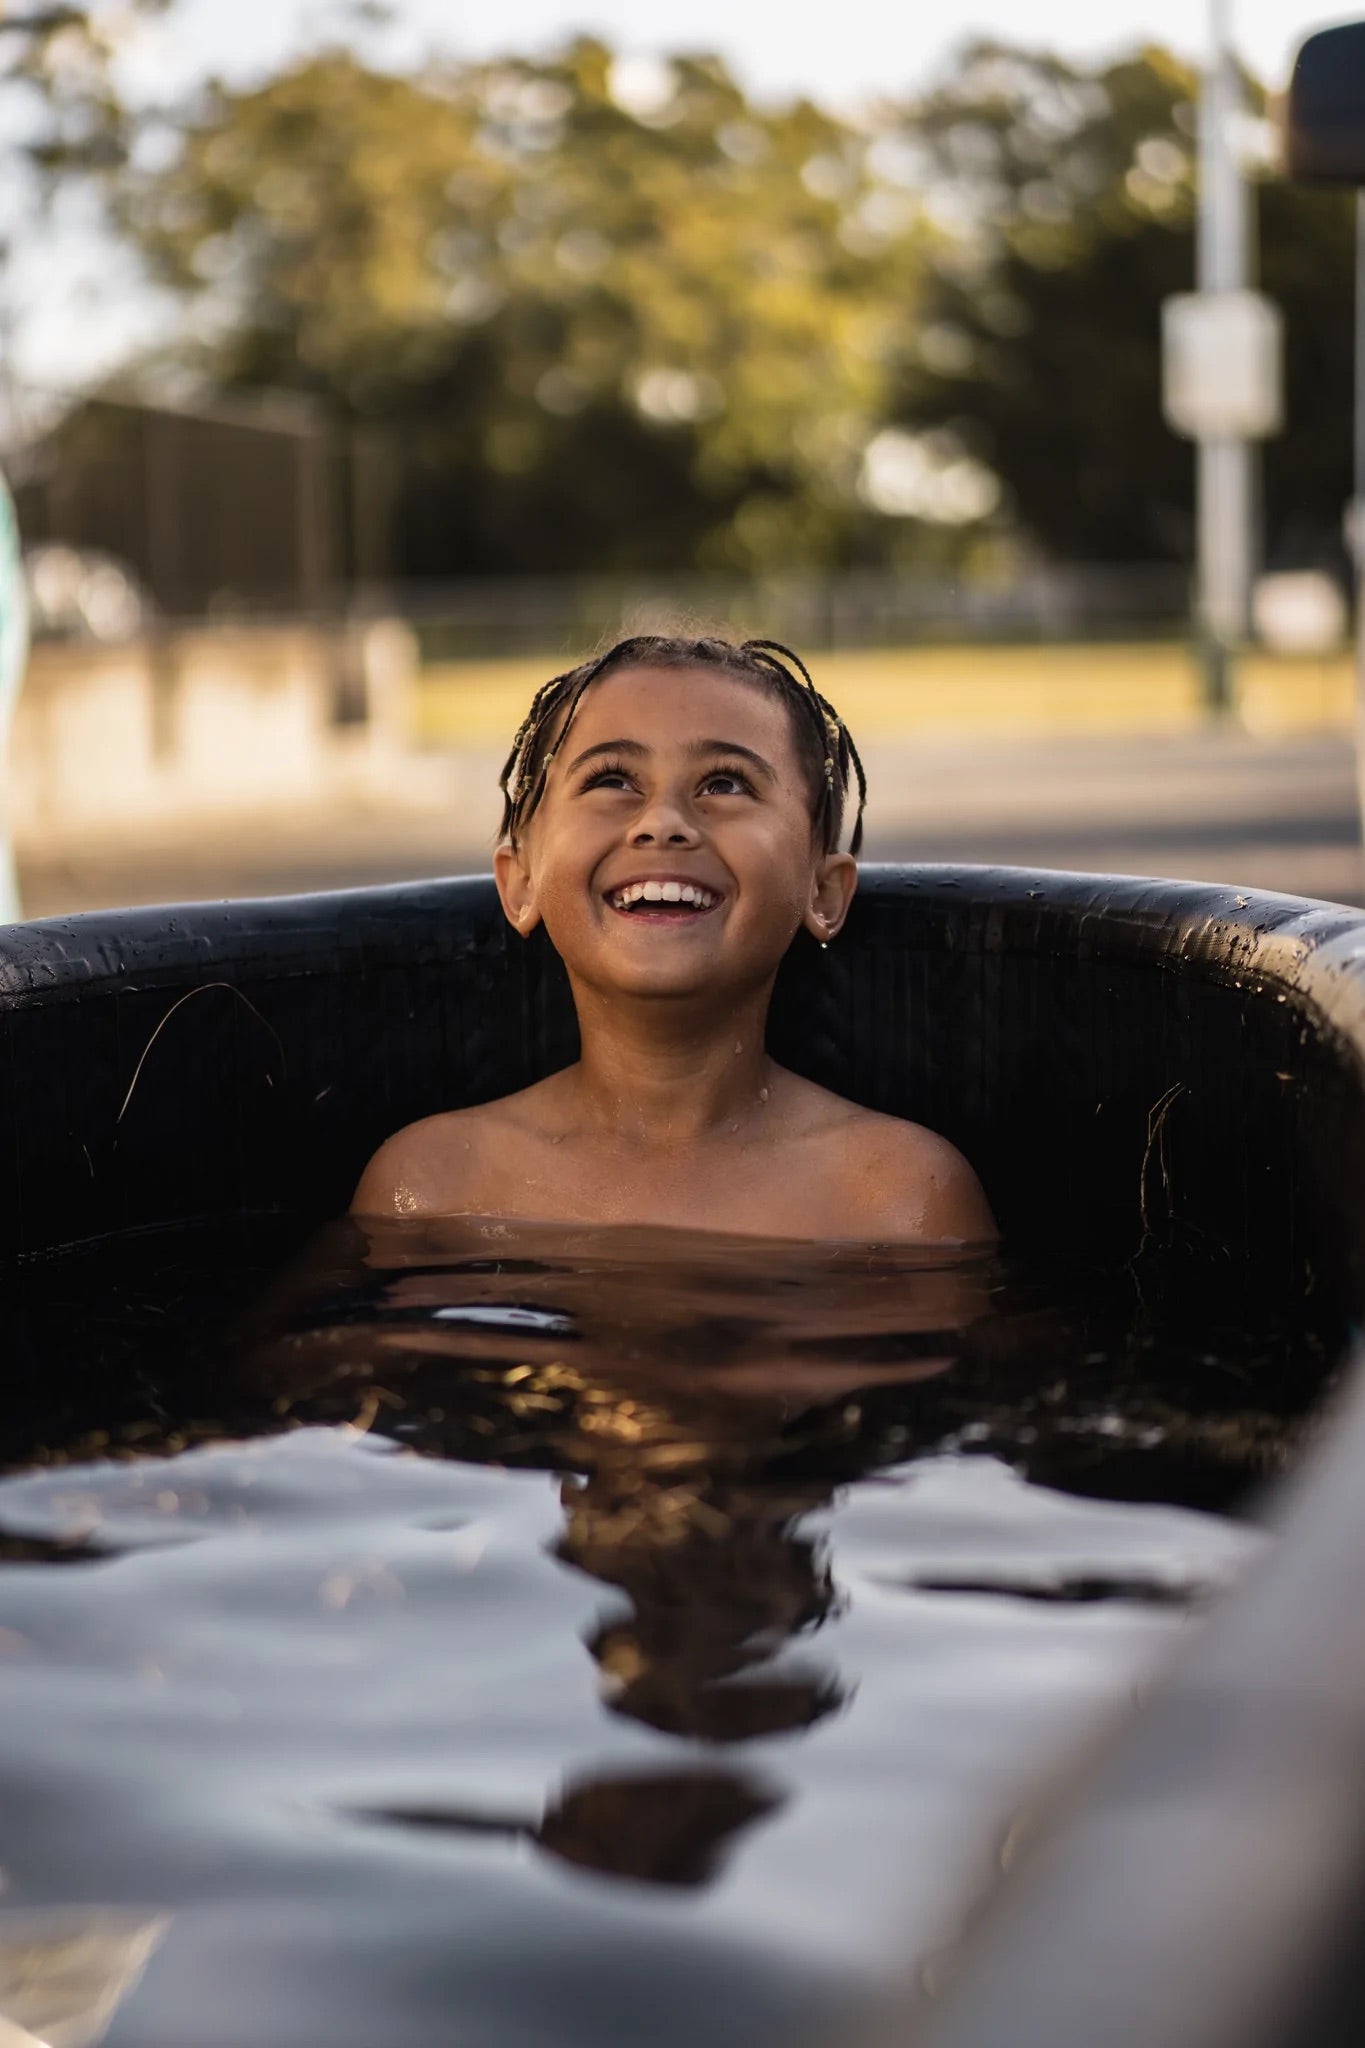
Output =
[{"x1": 0, "y1": 0, "x2": 1359, "y2": 916}]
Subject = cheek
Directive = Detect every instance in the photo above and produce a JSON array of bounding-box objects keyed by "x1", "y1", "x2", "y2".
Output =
[
  {"x1": 524, "y1": 840, "x2": 617, "y2": 948},
  {"x1": 526, "y1": 813, "x2": 606, "y2": 894},
  {"x1": 730, "y1": 813, "x2": 820, "y2": 897},
  {"x1": 536, "y1": 869, "x2": 592, "y2": 927}
]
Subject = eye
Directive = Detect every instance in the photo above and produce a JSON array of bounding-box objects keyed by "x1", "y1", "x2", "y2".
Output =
[
  {"x1": 580, "y1": 759, "x2": 636, "y2": 793},
  {"x1": 699, "y1": 766, "x2": 757, "y2": 797}
]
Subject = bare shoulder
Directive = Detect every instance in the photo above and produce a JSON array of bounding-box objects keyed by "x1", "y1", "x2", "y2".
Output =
[
  {"x1": 350, "y1": 1097, "x2": 516, "y2": 1218},
  {"x1": 856, "y1": 1113, "x2": 996, "y2": 1241},
  {"x1": 841, "y1": 1108, "x2": 995, "y2": 1242},
  {"x1": 785, "y1": 1076, "x2": 997, "y2": 1244}
]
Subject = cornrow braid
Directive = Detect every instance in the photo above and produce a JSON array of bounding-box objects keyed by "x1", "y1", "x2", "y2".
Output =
[{"x1": 497, "y1": 633, "x2": 867, "y2": 856}]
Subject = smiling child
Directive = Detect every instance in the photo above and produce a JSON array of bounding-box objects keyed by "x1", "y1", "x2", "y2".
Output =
[{"x1": 352, "y1": 633, "x2": 995, "y2": 1243}]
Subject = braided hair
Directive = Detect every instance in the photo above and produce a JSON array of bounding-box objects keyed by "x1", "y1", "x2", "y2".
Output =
[{"x1": 498, "y1": 634, "x2": 867, "y2": 855}]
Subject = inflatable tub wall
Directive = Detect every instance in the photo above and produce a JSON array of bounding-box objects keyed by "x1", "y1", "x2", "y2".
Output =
[{"x1": 4, "y1": 862, "x2": 1365, "y2": 2047}]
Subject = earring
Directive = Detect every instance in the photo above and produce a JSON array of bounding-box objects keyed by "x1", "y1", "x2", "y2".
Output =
[{"x1": 819, "y1": 940, "x2": 829, "y2": 951}]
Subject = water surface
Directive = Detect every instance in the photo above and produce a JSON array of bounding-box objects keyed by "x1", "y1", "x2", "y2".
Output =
[{"x1": 0, "y1": 1219, "x2": 1327, "y2": 2047}]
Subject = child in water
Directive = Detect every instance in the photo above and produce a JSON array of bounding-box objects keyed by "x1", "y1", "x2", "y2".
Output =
[{"x1": 353, "y1": 634, "x2": 995, "y2": 1243}]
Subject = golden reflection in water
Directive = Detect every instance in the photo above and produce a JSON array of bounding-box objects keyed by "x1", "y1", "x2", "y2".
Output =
[
  {"x1": 428, "y1": 1335, "x2": 859, "y2": 1882},
  {"x1": 522, "y1": 1438, "x2": 842, "y2": 1880},
  {"x1": 236, "y1": 1218, "x2": 988, "y2": 1890},
  {"x1": 509, "y1": 1347, "x2": 854, "y2": 1882},
  {"x1": 534, "y1": 1768, "x2": 783, "y2": 1889},
  {"x1": 559, "y1": 1460, "x2": 843, "y2": 1746}
]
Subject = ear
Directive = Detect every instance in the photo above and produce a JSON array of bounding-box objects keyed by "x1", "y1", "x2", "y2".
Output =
[
  {"x1": 494, "y1": 839, "x2": 542, "y2": 938},
  {"x1": 802, "y1": 852, "x2": 857, "y2": 945}
]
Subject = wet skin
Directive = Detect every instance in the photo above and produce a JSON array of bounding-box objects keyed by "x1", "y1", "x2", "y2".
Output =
[{"x1": 352, "y1": 665, "x2": 996, "y2": 1244}]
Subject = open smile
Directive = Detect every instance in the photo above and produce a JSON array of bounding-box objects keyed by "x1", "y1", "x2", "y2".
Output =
[{"x1": 605, "y1": 877, "x2": 724, "y2": 920}]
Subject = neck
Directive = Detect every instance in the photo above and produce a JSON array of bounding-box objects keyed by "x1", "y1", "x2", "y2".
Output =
[{"x1": 566, "y1": 980, "x2": 777, "y2": 1146}]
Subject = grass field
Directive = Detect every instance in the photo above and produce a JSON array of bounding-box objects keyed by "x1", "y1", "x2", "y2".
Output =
[{"x1": 412, "y1": 642, "x2": 1357, "y2": 748}]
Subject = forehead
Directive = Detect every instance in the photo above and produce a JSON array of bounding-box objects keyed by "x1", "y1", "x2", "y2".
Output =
[{"x1": 561, "y1": 664, "x2": 802, "y2": 763}]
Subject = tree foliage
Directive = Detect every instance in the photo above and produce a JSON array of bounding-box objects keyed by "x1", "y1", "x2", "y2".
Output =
[
  {"x1": 2, "y1": 2, "x2": 170, "y2": 178},
  {"x1": 122, "y1": 41, "x2": 927, "y2": 574},
  {"x1": 893, "y1": 40, "x2": 1353, "y2": 567},
  {"x1": 112, "y1": 31, "x2": 1355, "y2": 576}
]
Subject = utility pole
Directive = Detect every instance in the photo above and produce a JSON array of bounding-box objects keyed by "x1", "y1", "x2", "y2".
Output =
[{"x1": 1196, "y1": 0, "x2": 1254, "y2": 710}]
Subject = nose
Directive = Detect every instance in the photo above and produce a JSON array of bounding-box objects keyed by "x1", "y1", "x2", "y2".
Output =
[{"x1": 629, "y1": 790, "x2": 700, "y2": 848}]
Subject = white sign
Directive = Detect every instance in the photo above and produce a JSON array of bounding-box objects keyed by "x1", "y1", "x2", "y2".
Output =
[{"x1": 1162, "y1": 290, "x2": 1283, "y2": 441}]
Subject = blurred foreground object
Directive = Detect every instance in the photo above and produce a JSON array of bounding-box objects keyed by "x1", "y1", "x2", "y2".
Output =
[
  {"x1": 1285, "y1": 17, "x2": 1365, "y2": 880},
  {"x1": 0, "y1": 1907, "x2": 167, "y2": 2048},
  {"x1": 1285, "y1": 21, "x2": 1365, "y2": 182},
  {"x1": 0, "y1": 471, "x2": 29, "y2": 922}
]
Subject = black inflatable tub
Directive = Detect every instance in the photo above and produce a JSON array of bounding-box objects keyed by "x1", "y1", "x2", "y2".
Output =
[{"x1": 4, "y1": 861, "x2": 1365, "y2": 2048}]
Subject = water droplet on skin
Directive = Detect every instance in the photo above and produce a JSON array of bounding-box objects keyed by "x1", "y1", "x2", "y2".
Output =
[{"x1": 758, "y1": 1088, "x2": 770, "y2": 1104}]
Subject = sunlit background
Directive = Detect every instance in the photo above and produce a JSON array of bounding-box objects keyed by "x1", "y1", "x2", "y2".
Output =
[{"x1": 0, "y1": 0, "x2": 1358, "y2": 916}]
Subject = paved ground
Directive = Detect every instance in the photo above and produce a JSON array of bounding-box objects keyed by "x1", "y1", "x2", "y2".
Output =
[
  {"x1": 16, "y1": 724, "x2": 1365, "y2": 918},
  {"x1": 865, "y1": 726, "x2": 1365, "y2": 905}
]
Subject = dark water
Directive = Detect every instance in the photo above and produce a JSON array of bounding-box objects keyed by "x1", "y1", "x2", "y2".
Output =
[{"x1": 0, "y1": 1219, "x2": 1333, "y2": 2048}]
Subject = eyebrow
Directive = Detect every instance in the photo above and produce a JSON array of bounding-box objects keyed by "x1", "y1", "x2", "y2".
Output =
[
  {"x1": 564, "y1": 738, "x2": 648, "y2": 776},
  {"x1": 692, "y1": 739, "x2": 777, "y2": 781},
  {"x1": 563, "y1": 737, "x2": 778, "y2": 781}
]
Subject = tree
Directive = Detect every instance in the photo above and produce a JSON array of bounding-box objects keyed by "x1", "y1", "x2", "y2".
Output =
[
  {"x1": 119, "y1": 39, "x2": 932, "y2": 576},
  {"x1": 104, "y1": 31, "x2": 1359, "y2": 580},
  {"x1": 1, "y1": 3, "x2": 170, "y2": 179},
  {"x1": 890, "y1": 39, "x2": 1354, "y2": 569},
  {"x1": 0, "y1": 2, "x2": 173, "y2": 422}
]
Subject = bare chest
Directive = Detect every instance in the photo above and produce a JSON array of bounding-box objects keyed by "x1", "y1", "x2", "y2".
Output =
[{"x1": 453, "y1": 1124, "x2": 852, "y2": 1238}]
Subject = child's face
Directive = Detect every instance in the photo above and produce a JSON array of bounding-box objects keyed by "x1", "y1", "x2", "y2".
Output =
[{"x1": 494, "y1": 664, "x2": 857, "y2": 1002}]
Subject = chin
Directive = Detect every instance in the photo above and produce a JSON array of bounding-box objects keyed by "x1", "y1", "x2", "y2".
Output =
[{"x1": 606, "y1": 962, "x2": 719, "y2": 999}]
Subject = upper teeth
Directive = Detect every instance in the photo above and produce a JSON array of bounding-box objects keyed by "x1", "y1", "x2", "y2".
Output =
[{"x1": 610, "y1": 881, "x2": 718, "y2": 909}]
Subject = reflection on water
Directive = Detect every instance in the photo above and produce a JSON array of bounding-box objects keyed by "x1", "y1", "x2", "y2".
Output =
[
  {"x1": 0, "y1": 1217, "x2": 1331, "y2": 2048},
  {"x1": 0, "y1": 1909, "x2": 168, "y2": 2048},
  {"x1": 368, "y1": 1766, "x2": 783, "y2": 1888},
  {"x1": 562, "y1": 1467, "x2": 843, "y2": 1745}
]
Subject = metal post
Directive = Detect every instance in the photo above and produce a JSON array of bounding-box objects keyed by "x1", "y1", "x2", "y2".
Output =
[{"x1": 1196, "y1": 0, "x2": 1254, "y2": 712}]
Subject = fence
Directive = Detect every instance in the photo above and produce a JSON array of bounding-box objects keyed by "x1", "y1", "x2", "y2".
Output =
[{"x1": 389, "y1": 565, "x2": 1193, "y2": 663}]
